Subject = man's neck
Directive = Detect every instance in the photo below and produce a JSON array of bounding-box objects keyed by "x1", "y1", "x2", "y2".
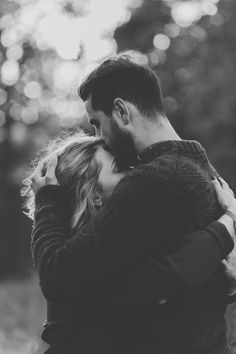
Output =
[{"x1": 134, "y1": 117, "x2": 181, "y2": 154}]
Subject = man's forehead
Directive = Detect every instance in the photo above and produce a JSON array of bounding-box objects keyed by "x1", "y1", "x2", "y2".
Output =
[{"x1": 84, "y1": 99, "x2": 103, "y2": 122}]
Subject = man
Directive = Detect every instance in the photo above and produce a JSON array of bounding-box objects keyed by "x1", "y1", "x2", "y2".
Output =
[{"x1": 31, "y1": 56, "x2": 235, "y2": 353}]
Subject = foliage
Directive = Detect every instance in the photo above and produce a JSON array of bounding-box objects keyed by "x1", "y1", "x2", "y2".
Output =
[
  {"x1": 0, "y1": 275, "x2": 46, "y2": 353},
  {"x1": 115, "y1": 0, "x2": 236, "y2": 188},
  {"x1": 0, "y1": 0, "x2": 235, "y2": 350},
  {"x1": 0, "y1": 0, "x2": 235, "y2": 277}
]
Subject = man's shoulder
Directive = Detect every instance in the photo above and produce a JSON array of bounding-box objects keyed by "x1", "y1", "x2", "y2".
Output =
[
  {"x1": 122, "y1": 158, "x2": 174, "y2": 182},
  {"x1": 113, "y1": 159, "x2": 174, "y2": 199},
  {"x1": 114, "y1": 143, "x2": 211, "y2": 195},
  {"x1": 151, "y1": 143, "x2": 210, "y2": 180},
  {"x1": 174, "y1": 151, "x2": 212, "y2": 180}
]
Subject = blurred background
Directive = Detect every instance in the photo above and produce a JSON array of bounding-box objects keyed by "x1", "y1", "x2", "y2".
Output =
[{"x1": 0, "y1": 0, "x2": 235, "y2": 352}]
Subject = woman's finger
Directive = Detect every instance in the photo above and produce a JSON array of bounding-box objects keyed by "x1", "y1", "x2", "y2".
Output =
[
  {"x1": 44, "y1": 155, "x2": 58, "y2": 186},
  {"x1": 218, "y1": 176, "x2": 229, "y2": 190},
  {"x1": 212, "y1": 177, "x2": 223, "y2": 193},
  {"x1": 30, "y1": 161, "x2": 44, "y2": 182},
  {"x1": 218, "y1": 176, "x2": 234, "y2": 196},
  {"x1": 35, "y1": 160, "x2": 47, "y2": 177},
  {"x1": 211, "y1": 176, "x2": 230, "y2": 209},
  {"x1": 45, "y1": 155, "x2": 58, "y2": 179}
]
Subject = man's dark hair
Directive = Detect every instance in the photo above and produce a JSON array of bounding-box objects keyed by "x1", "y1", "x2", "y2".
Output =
[{"x1": 79, "y1": 55, "x2": 164, "y2": 117}]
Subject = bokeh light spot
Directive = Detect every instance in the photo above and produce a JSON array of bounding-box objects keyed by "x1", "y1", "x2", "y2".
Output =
[
  {"x1": 171, "y1": 2, "x2": 202, "y2": 28},
  {"x1": 50, "y1": 97, "x2": 69, "y2": 117},
  {"x1": 149, "y1": 50, "x2": 159, "y2": 67},
  {"x1": 153, "y1": 34, "x2": 171, "y2": 51},
  {"x1": 164, "y1": 23, "x2": 180, "y2": 38},
  {"x1": 24, "y1": 81, "x2": 42, "y2": 99},
  {"x1": 0, "y1": 14, "x2": 14, "y2": 29},
  {"x1": 1, "y1": 59, "x2": 20, "y2": 86},
  {"x1": 6, "y1": 44, "x2": 24, "y2": 61},
  {"x1": 9, "y1": 103, "x2": 23, "y2": 120},
  {"x1": 163, "y1": 97, "x2": 178, "y2": 114},
  {"x1": 85, "y1": 37, "x2": 117, "y2": 62},
  {"x1": 9, "y1": 122, "x2": 27, "y2": 146},
  {"x1": 175, "y1": 67, "x2": 192, "y2": 82},
  {"x1": 210, "y1": 13, "x2": 224, "y2": 26},
  {"x1": 21, "y1": 106, "x2": 39, "y2": 124},
  {"x1": 1, "y1": 29, "x2": 18, "y2": 47},
  {"x1": 200, "y1": 2, "x2": 217, "y2": 16},
  {"x1": 190, "y1": 26, "x2": 207, "y2": 42},
  {"x1": 53, "y1": 62, "x2": 81, "y2": 92}
]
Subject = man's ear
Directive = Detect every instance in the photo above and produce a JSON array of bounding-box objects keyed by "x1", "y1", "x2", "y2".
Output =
[{"x1": 112, "y1": 98, "x2": 129, "y2": 126}]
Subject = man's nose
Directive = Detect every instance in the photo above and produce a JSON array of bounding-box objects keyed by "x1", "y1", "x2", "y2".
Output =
[{"x1": 94, "y1": 126, "x2": 103, "y2": 138}]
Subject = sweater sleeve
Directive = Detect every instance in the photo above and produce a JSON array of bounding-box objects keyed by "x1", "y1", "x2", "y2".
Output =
[
  {"x1": 32, "y1": 178, "x2": 233, "y2": 303},
  {"x1": 110, "y1": 221, "x2": 233, "y2": 306}
]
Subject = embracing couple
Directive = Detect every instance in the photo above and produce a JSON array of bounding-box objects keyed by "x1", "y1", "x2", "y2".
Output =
[{"x1": 23, "y1": 56, "x2": 236, "y2": 354}]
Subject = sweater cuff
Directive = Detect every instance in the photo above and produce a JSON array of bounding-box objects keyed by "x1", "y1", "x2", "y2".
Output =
[
  {"x1": 35, "y1": 185, "x2": 69, "y2": 210},
  {"x1": 205, "y1": 221, "x2": 234, "y2": 259}
]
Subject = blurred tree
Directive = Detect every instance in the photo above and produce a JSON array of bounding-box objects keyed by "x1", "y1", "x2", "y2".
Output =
[
  {"x1": 0, "y1": 0, "x2": 235, "y2": 348},
  {"x1": 0, "y1": 0, "x2": 87, "y2": 277},
  {"x1": 115, "y1": 0, "x2": 236, "y2": 189},
  {"x1": 0, "y1": 2, "x2": 27, "y2": 277},
  {"x1": 0, "y1": 0, "x2": 236, "y2": 278}
]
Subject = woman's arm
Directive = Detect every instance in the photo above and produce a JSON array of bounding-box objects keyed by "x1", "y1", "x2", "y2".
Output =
[
  {"x1": 111, "y1": 220, "x2": 234, "y2": 306},
  {"x1": 30, "y1": 159, "x2": 234, "y2": 303}
]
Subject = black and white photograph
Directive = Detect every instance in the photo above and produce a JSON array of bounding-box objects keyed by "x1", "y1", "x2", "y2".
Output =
[{"x1": 0, "y1": 0, "x2": 236, "y2": 353}]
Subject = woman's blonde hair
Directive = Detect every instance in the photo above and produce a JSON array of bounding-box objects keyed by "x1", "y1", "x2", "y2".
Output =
[{"x1": 21, "y1": 130, "x2": 104, "y2": 232}]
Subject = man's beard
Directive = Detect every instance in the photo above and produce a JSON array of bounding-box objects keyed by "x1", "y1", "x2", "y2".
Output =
[{"x1": 108, "y1": 119, "x2": 138, "y2": 171}]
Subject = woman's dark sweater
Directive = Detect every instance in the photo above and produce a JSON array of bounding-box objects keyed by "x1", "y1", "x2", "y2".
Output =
[{"x1": 32, "y1": 140, "x2": 233, "y2": 354}]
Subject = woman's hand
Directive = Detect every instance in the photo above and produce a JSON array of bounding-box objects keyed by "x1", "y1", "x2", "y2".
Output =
[
  {"x1": 212, "y1": 177, "x2": 236, "y2": 239},
  {"x1": 212, "y1": 176, "x2": 236, "y2": 296},
  {"x1": 222, "y1": 247, "x2": 236, "y2": 296},
  {"x1": 30, "y1": 155, "x2": 58, "y2": 194},
  {"x1": 212, "y1": 176, "x2": 236, "y2": 214},
  {"x1": 212, "y1": 175, "x2": 236, "y2": 240}
]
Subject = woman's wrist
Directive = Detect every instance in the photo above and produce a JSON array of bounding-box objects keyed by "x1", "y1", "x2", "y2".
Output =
[
  {"x1": 218, "y1": 214, "x2": 236, "y2": 242},
  {"x1": 225, "y1": 208, "x2": 236, "y2": 218},
  {"x1": 225, "y1": 210, "x2": 236, "y2": 237}
]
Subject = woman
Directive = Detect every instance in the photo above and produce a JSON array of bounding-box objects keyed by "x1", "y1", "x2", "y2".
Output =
[
  {"x1": 22, "y1": 130, "x2": 236, "y2": 353},
  {"x1": 22, "y1": 131, "x2": 125, "y2": 232}
]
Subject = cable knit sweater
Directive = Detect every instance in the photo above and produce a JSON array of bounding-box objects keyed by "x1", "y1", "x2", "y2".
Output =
[{"x1": 32, "y1": 140, "x2": 233, "y2": 354}]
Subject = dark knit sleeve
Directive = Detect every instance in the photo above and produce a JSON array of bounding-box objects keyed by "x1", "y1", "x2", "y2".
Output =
[
  {"x1": 143, "y1": 221, "x2": 233, "y2": 293},
  {"x1": 111, "y1": 221, "x2": 233, "y2": 306},
  {"x1": 32, "y1": 176, "x2": 233, "y2": 303}
]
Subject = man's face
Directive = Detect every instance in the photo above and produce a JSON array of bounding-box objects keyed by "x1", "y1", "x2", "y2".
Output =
[{"x1": 84, "y1": 98, "x2": 137, "y2": 170}]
